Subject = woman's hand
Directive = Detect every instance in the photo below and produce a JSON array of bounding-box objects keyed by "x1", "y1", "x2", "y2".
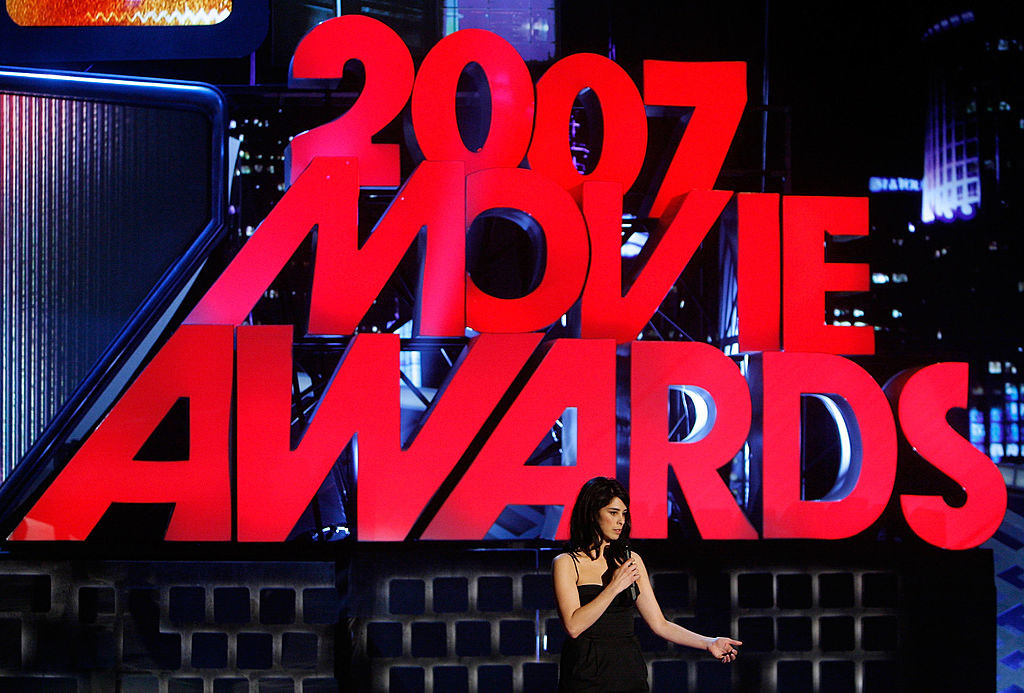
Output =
[
  {"x1": 609, "y1": 556, "x2": 641, "y2": 595},
  {"x1": 707, "y1": 637, "x2": 742, "y2": 663}
]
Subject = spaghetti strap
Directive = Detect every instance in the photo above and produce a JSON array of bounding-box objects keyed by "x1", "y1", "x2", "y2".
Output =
[{"x1": 570, "y1": 553, "x2": 579, "y2": 581}]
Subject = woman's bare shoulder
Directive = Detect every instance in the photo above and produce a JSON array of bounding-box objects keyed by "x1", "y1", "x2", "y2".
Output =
[{"x1": 553, "y1": 551, "x2": 588, "y2": 569}]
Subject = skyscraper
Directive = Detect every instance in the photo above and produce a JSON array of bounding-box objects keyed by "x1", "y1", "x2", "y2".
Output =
[{"x1": 917, "y1": 6, "x2": 1023, "y2": 467}]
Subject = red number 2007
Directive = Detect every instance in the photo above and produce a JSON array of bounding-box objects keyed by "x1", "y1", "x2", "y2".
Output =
[{"x1": 286, "y1": 15, "x2": 745, "y2": 215}]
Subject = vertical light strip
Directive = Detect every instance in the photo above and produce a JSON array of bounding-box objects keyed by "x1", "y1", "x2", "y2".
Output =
[{"x1": 1, "y1": 93, "x2": 129, "y2": 482}]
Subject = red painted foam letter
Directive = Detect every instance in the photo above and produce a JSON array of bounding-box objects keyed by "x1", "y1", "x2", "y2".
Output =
[
  {"x1": 286, "y1": 15, "x2": 414, "y2": 186},
  {"x1": 782, "y1": 196, "x2": 874, "y2": 355},
  {"x1": 411, "y1": 28, "x2": 534, "y2": 173},
  {"x1": 423, "y1": 339, "x2": 616, "y2": 540},
  {"x1": 736, "y1": 193, "x2": 781, "y2": 352},
  {"x1": 760, "y1": 352, "x2": 896, "y2": 539},
  {"x1": 642, "y1": 61, "x2": 745, "y2": 219},
  {"x1": 357, "y1": 333, "x2": 543, "y2": 540},
  {"x1": 466, "y1": 168, "x2": 589, "y2": 333},
  {"x1": 236, "y1": 327, "x2": 397, "y2": 541},
  {"x1": 581, "y1": 182, "x2": 730, "y2": 342},
  {"x1": 886, "y1": 363, "x2": 1006, "y2": 549},
  {"x1": 237, "y1": 329, "x2": 540, "y2": 541},
  {"x1": 10, "y1": 326, "x2": 234, "y2": 541},
  {"x1": 630, "y1": 342, "x2": 757, "y2": 539},
  {"x1": 528, "y1": 53, "x2": 647, "y2": 202},
  {"x1": 187, "y1": 158, "x2": 466, "y2": 336}
]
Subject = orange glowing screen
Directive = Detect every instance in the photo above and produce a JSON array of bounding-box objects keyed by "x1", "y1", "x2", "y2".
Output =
[{"x1": 7, "y1": 0, "x2": 231, "y2": 26}]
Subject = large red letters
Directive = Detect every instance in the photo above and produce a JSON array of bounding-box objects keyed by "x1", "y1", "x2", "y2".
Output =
[
  {"x1": 736, "y1": 193, "x2": 781, "y2": 352},
  {"x1": 630, "y1": 342, "x2": 758, "y2": 539},
  {"x1": 12, "y1": 326, "x2": 234, "y2": 541},
  {"x1": 236, "y1": 327, "x2": 394, "y2": 541},
  {"x1": 286, "y1": 15, "x2": 413, "y2": 187},
  {"x1": 581, "y1": 183, "x2": 731, "y2": 342},
  {"x1": 424, "y1": 339, "x2": 617, "y2": 540},
  {"x1": 188, "y1": 158, "x2": 466, "y2": 337},
  {"x1": 642, "y1": 61, "x2": 746, "y2": 219},
  {"x1": 465, "y1": 168, "x2": 590, "y2": 333},
  {"x1": 886, "y1": 363, "x2": 1007, "y2": 550},
  {"x1": 357, "y1": 333, "x2": 544, "y2": 540},
  {"x1": 411, "y1": 29, "x2": 534, "y2": 173},
  {"x1": 12, "y1": 22, "x2": 1003, "y2": 549},
  {"x1": 528, "y1": 53, "x2": 648, "y2": 202},
  {"x1": 782, "y1": 196, "x2": 874, "y2": 354},
  {"x1": 760, "y1": 352, "x2": 897, "y2": 538}
]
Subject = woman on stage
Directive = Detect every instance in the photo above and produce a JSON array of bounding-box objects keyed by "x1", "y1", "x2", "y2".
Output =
[{"x1": 553, "y1": 477, "x2": 741, "y2": 691}]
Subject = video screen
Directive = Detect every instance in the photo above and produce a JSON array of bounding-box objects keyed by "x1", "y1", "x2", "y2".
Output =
[{"x1": 7, "y1": 0, "x2": 231, "y2": 26}]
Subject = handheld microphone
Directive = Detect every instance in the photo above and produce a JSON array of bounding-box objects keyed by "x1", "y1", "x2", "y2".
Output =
[{"x1": 625, "y1": 546, "x2": 640, "y2": 600}]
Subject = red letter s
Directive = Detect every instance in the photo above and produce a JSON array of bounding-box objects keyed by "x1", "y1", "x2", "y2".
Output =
[{"x1": 886, "y1": 363, "x2": 1006, "y2": 549}]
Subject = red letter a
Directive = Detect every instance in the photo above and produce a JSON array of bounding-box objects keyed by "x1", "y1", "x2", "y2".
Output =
[
  {"x1": 10, "y1": 326, "x2": 234, "y2": 541},
  {"x1": 236, "y1": 328, "x2": 542, "y2": 541},
  {"x1": 423, "y1": 339, "x2": 617, "y2": 540}
]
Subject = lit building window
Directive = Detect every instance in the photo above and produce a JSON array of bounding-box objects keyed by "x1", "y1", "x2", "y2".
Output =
[{"x1": 990, "y1": 443, "x2": 1004, "y2": 461}]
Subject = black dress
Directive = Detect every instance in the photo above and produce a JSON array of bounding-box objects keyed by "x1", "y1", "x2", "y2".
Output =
[{"x1": 558, "y1": 581, "x2": 649, "y2": 692}]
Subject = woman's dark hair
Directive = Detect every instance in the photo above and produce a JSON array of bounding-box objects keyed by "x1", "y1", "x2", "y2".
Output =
[{"x1": 568, "y1": 476, "x2": 631, "y2": 566}]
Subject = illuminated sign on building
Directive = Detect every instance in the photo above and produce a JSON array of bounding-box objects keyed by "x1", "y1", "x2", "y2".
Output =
[
  {"x1": 868, "y1": 176, "x2": 921, "y2": 193},
  {"x1": 8, "y1": 16, "x2": 1006, "y2": 549}
]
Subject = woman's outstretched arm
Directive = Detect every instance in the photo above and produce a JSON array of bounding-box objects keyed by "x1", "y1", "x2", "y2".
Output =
[
  {"x1": 632, "y1": 552, "x2": 742, "y2": 662},
  {"x1": 552, "y1": 553, "x2": 640, "y2": 638}
]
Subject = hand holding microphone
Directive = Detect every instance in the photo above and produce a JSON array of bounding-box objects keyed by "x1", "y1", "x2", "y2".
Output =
[{"x1": 624, "y1": 546, "x2": 640, "y2": 600}]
